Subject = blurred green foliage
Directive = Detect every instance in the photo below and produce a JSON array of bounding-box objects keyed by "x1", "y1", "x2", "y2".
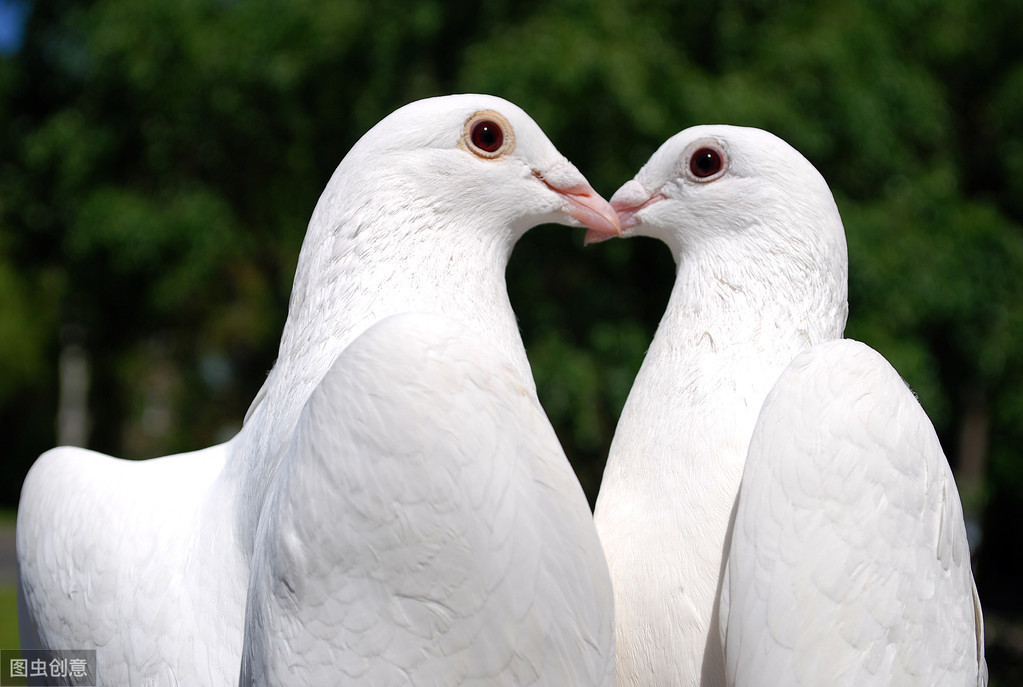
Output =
[
  {"x1": 2, "y1": 0, "x2": 1022, "y2": 675},
  {"x1": 0, "y1": 584, "x2": 17, "y2": 651}
]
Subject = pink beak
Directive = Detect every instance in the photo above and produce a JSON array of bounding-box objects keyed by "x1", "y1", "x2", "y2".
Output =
[
  {"x1": 597, "y1": 179, "x2": 664, "y2": 242},
  {"x1": 538, "y1": 175, "x2": 622, "y2": 244}
]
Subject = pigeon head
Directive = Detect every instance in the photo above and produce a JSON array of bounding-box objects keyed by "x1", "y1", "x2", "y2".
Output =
[
  {"x1": 259, "y1": 95, "x2": 619, "y2": 440},
  {"x1": 604, "y1": 125, "x2": 848, "y2": 338},
  {"x1": 601, "y1": 126, "x2": 843, "y2": 260},
  {"x1": 327, "y1": 94, "x2": 620, "y2": 244}
]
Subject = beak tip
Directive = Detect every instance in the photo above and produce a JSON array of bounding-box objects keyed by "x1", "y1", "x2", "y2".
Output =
[
  {"x1": 561, "y1": 191, "x2": 622, "y2": 245},
  {"x1": 583, "y1": 227, "x2": 618, "y2": 246},
  {"x1": 583, "y1": 215, "x2": 622, "y2": 245},
  {"x1": 541, "y1": 171, "x2": 623, "y2": 244}
]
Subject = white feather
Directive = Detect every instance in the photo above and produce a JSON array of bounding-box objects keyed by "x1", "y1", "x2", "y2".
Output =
[
  {"x1": 18, "y1": 443, "x2": 243, "y2": 684},
  {"x1": 594, "y1": 126, "x2": 849, "y2": 687},
  {"x1": 720, "y1": 340, "x2": 986, "y2": 686},
  {"x1": 594, "y1": 123, "x2": 983, "y2": 687},
  {"x1": 240, "y1": 313, "x2": 614, "y2": 686},
  {"x1": 18, "y1": 94, "x2": 618, "y2": 684}
]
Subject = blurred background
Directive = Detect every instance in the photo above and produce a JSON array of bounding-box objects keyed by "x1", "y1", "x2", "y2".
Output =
[{"x1": 1, "y1": 0, "x2": 1021, "y2": 681}]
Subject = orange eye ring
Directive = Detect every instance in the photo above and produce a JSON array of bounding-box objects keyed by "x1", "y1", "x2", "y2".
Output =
[{"x1": 463, "y1": 110, "x2": 515, "y2": 159}]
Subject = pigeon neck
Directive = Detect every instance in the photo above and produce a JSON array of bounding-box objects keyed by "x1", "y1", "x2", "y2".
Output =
[
  {"x1": 224, "y1": 194, "x2": 531, "y2": 556},
  {"x1": 657, "y1": 236, "x2": 847, "y2": 357},
  {"x1": 658, "y1": 264, "x2": 808, "y2": 360},
  {"x1": 604, "y1": 248, "x2": 843, "y2": 487}
]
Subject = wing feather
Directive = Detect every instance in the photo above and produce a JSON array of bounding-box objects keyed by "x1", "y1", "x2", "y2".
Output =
[
  {"x1": 721, "y1": 339, "x2": 986, "y2": 687},
  {"x1": 17, "y1": 443, "x2": 243, "y2": 685},
  {"x1": 241, "y1": 313, "x2": 614, "y2": 686}
]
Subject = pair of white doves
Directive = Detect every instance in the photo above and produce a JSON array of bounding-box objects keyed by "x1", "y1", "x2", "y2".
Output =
[{"x1": 17, "y1": 94, "x2": 986, "y2": 687}]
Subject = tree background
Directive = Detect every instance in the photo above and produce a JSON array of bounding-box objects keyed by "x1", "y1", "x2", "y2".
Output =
[{"x1": 1, "y1": 0, "x2": 1021, "y2": 681}]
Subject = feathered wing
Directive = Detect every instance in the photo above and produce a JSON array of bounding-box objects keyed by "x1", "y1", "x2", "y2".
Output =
[
  {"x1": 240, "y1": 312, "x2": 615, "y2": 687},
  {"x1": 720, "y1": 339, "x2": 986, "y2": 687},
  {"x1": 16, "y1": 443, "x2": 246, "y2": 685}
]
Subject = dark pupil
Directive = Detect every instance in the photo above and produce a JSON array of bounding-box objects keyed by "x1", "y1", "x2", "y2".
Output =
[
  {"x1": 472, "y1": 120, "x2": 503, "y2": 152},
  {"x1": 691, "y1": 148, "x2": 722, "y2": 177}
]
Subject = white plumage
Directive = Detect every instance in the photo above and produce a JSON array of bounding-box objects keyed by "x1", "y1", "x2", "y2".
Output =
[
  {"x1": 592, "y1": 124, "x2": 984, "y2": 687},
  {"x1": 18, "y1": 434, "x2": 244, "y2": 685},
  {"x1": 720, "y1": 339, "x2": 986, "y2": 686},
  {"x1": 240, "y1": 313, "x2": 615, "y2": 686},
  {"x1": 592, "y1": 125, "x2": 849, "y2": 687},
  {"x1": 18, "y1": 94, "x2": 619, "y2": 685}
]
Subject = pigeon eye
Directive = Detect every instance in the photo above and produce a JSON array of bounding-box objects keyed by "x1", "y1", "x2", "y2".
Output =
[
  {"x1": 463, "y1": 110, "x2": 514, "y2": 159},
  {"x1": 689, "y1": 147, "x2": 724, "y2": 179},
  {"x1": 471, "y1": 120, "x2": 503, "y2": 153}
]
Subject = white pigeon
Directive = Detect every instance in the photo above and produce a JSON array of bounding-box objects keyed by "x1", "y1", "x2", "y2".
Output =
[
  {"x1": 720, "y1": 339, "x2": 987, "y2": 686},
  {"x1": 592, "y1": 125, "x2": 850, "y2": 687},
  {"x1": 591, "y1": 124, "x2": 984, "y2": 687},
  {"x1": 18, "y1": 94, "x2": 620, "y2": 685},
  {"x1": 240, "y1": 312, "x2": 615, "y2": 686}
]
